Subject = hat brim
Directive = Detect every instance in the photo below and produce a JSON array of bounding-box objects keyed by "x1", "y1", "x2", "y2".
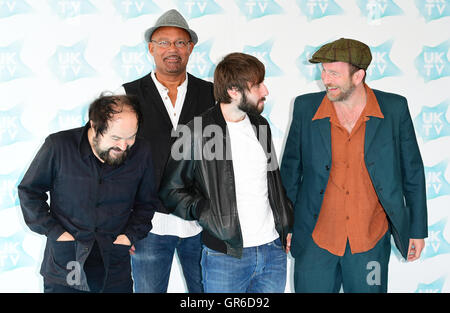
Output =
[
  {"x1": 308, "y1": 57, "x2": 369, "y2": 70},
  {"x1": 144, "y1": 25, "x2": 198, "y2": 45}
]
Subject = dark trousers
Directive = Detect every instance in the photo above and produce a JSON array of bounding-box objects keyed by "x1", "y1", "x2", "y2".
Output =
[
  {"x1": 294, "y1": 230, "x2": 391, "y2": 293},
  {"x1": 44, "y1": 241, "x2": 133, "y2": 293}
]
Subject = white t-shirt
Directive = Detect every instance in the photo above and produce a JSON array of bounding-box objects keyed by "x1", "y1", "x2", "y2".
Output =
[
  {"x1": 116, "y1": 73, "x2": 202, "y2": 238},
  {"x1": 226, "y1": 115, "x2": 279, "y2": 247}
]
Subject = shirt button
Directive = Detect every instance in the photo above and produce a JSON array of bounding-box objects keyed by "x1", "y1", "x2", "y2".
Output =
[
  {"x1": 346, "y1": 191, "x2": 350, "y2": 195},
  {"x1": 346, "y1": 216, "x2": 350, "y2": 220}
]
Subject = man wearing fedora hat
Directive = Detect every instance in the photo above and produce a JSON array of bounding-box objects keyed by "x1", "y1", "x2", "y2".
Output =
[
  {"x1": 116, "y1": 9, "x2": 214, "y2": 293},
  {"x1": 280, "y1": 38, "x2": 428, "y2": 292}
]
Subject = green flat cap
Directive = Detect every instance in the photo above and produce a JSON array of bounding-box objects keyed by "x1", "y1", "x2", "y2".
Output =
[{"x1": 309, "y1": 38, "x2": 372, "y2": 70}]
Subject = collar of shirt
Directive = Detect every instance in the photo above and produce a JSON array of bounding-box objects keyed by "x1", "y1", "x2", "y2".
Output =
[
  {"x1": 312, "y1": 84, "x2": 384, "y2": 122},
  {"x1": 151, "y1": 71, "x2": 188, "y2": 94},
  {"x1": 151, "y1": 71, "x2": 188, "y2": 128},
  {"x1": 79, "y1": 122, "x2": 94, "y2": 161}
]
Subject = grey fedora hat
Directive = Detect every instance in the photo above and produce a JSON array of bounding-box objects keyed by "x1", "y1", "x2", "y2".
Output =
[{"x1": 144, "y1": 9, "x2": 198, "y2": 44}]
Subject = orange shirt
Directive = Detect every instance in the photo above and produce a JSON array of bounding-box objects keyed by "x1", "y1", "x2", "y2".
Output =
[{"x1": 311, "y1": 85, "x2": 388, "y2": 256}]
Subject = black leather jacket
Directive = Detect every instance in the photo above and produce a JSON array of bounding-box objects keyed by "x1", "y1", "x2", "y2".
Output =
[{"x1": 159, "y1": 104, "x2": 294, "y2": 258}]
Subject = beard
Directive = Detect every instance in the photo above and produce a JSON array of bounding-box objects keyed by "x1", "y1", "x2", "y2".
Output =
[
  {"x1": 325, "y1": 81, "x2": 356, "y2": 102},
  {"x1": 93, "y1": 137, "x2": 130, "y2": 166},
  {"x1": 238, "y1": 92, "x2": 265, "y2": 115}
]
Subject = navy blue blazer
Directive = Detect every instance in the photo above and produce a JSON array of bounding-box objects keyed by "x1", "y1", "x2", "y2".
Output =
[{"x1": 280, "y1": 89, "x2": 428, "y2": 259}]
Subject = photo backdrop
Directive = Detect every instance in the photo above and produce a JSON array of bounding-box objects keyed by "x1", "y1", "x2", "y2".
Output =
[{"x1": 0, "y1": 0, "x2": 449, "y2": 292}]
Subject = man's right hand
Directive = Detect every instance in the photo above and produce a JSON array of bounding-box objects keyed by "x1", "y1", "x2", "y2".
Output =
[{"x1": 56, "y1": 231, "x2": 75, "y2": 241}]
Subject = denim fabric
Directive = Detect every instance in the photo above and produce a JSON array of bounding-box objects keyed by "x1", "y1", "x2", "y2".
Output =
[
  {"x1": 131, "y1": 232, "x2": 203, "y2": 293},
  {"x1": 201, "y1": 238, "x2": 287, "y2": 293},
  {"x1": 293, "y1": 230, "x2": 391, "y2": 293}
]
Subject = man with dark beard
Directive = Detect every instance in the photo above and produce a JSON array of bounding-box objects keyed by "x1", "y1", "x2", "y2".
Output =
[
  {"x1": 159, "y1": 52, "x2": 294, "y2": 293},
  {"x1": 18, "y1": 95, "x2": 160, "y2": 293},
  {"x1": 280, "y1": 38, "x2": 428, "y2": 293}
]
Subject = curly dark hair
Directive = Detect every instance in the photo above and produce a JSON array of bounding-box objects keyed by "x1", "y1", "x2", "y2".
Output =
[{"x1": 88, "y1": 93, "x2": 142, "y2": 137}]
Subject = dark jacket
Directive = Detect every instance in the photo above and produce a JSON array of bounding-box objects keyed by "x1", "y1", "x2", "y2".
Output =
[
  {"x1": 280, "y1": 90, "x2": 428, "y2": 260},
  {"x1": 18, "y1": 124, "x2": 159, "y2": 291},
  {"x1": 159, "y1": 104, "x2": 294, "y2": 258},
  {"x1": 123, "y1": 72, "x2": 215, "y2": 212}
]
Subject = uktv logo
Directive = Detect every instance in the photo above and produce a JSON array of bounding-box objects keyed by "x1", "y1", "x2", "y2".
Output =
[
  {"x1": 415, "y1": 0, "x2": 450, "y2": 22},
  {"x1": 187, "y1": 39, "x2": 215, "y2": 79},
  {"x1": 415, "y1": 40, "x2": 450, "y2": 82},
  {"x1": 244, "y1": 40, "x2": 283, "y2": 77},
  {"x1": 0, "y1": 232, "x2": 35, "y2": 273},
  {"x1": 366, "y1": 40, "x2": 401, "y2": 81},
  {"x1": 0, "y1": 41, "x2": 32, "y2": 82},
  {"x1": 177, "y1": 0, "x2": 223, "y2": 19},
  {"x1": 49, "y1": 105, "x2": 89, "y2": 133},
  {"x1": 235, "y1": 0, "x2": 283, "y2": 20},
  {"x1": 48, "y1": 0, "x2": 97, "y2": 18},
  {"x1": 421, "y1": 218, "x2": 450, "y2": 258},
  {"x1": 424, "y1": 160, "x2": 450, "y2": 200},
  {"x1": 0, "y1": 169, "x2": 23, "y2": 210},
  {"x1": 0, "y1": 0, "x2": 32, "y2": 18},
  {"x1": 414, "y1": 100, "x2": 450, "y2": 142},
  {"x1": 261, "y1": 100, "x2": 284, "y2": 139},
  {"x1": 112, "y1": 43, "x2": 152, "y2": 81},
  {"x1": 48, "y1": 41, "x2": 96, "y2": 82},
  {"x1": 296, "y1": 43, "x2": 325, "y2": 81},
  {"x1": 296, "y1": 0, "x2": 343, "y2": 21},
  {"x1": 357, "y1": 0, "x2": 403, "y2": 23},
  {"x1": 112, "y1": 0, "x2": 161, "y2": 19},
  {"x1": 0, "y1": 104, "x2": 32, "y2": 146},
  {"x1": 415, "y1": 277, "x2": 446, "y2": 293}
]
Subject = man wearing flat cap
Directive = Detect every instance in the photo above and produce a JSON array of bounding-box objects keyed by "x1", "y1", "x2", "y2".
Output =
[
  {"x1": 116, "y1": 9, "x2": 214, "y2": 293},
  {"x1": 280, "y1": 38, "x2": 428, "y2": 292}
]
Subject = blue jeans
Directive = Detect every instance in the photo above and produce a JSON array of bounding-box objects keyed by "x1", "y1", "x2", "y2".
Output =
[
  {"x1": 294, "y1": 230, "x2": 391, "y2": 293},
  {"x1": 131, "y1": 232, "x2": 203, "y2": 293},
  {"x1": 201, "y1": 238, "x2": 287, "y2": 293}
]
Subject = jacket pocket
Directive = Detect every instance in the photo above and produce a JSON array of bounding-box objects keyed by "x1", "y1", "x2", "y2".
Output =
[
  {"x1": 51, "y1": 240, "x2": 76, "y2": 269},
  {"x1": 107, "y1": 243, "x2": 132, "y2": 283}
]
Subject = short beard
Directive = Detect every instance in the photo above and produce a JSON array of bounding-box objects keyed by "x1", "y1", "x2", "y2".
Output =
[
  {"x1": 93, "y1": 136, "x2": 129, "y2": 166},
  {"x1": 238, "y1": 92, "x2": 264, "y2": 115},
  {"x1": 326, "y1": 82, "x2": 356, "y2": 102}
]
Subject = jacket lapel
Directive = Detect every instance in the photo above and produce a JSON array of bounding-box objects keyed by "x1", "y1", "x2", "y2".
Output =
[
  {"x1": 364, "y1": 90, "x2": 385, "y2": 155},
  {"x1": 313, "y1": 118, "x2": 332, "y2": 160},
  {"x1": 364, "y1": 117, "x2": 382, "y2": 156},
  {"x1": 179, "y1": 74, "x2": 198, "y2": 125}
]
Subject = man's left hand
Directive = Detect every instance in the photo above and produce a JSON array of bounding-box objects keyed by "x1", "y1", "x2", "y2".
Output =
[
  {"x1": 113, "y1": 234, "x2": 131, "y2": 246},
  {"x1": 407, "y1": 238, "x2": 425, "y2": 262}
]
